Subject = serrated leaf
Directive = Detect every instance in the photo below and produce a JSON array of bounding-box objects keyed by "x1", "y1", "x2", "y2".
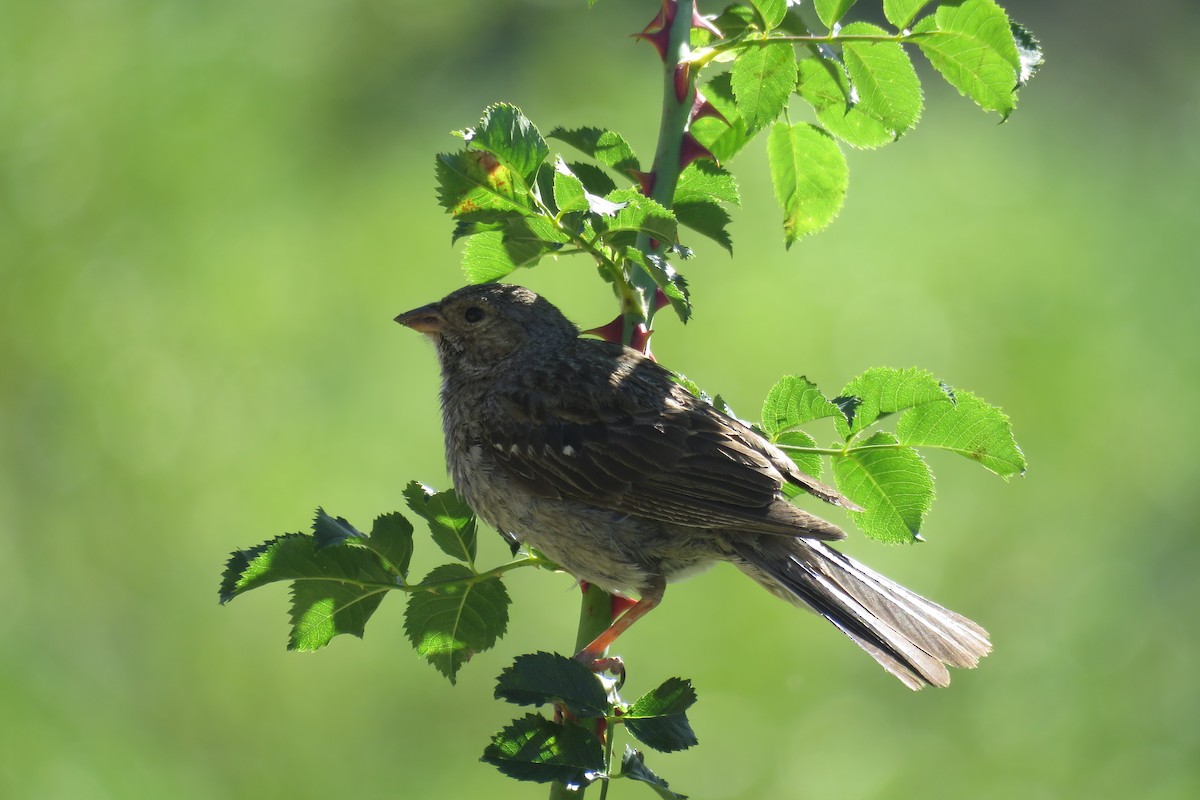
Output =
[
  {"x1": 619, "y1": 747, "x2": 689, "y2": 800},
  {"x1": 549, "y1": 126, "x2": 641, "y2": 173},
  {"x1": 673, "y1": 200, "x2": 733, "y2": 253},
  {"x1": 469, "y1": 103, "x2": 549, "y2": 181},
  {"x1": 674, "y1": 160, "x2": 740, "y2": 206},
  {"x1": 495, "y1": 652, "x2": 611, "y2": 717},
  {"x1": 775, "y1": 430, "x2": 823, "y2": 482},
  {"x1": 462, "y1": 229, "x2": 550, "y2": 283},
  {"x1": 219, "y1": 533, "x2": 394, "y2": 603},
  {"x1": 403, "y1": 481, "x2": 478, "y2": 563},
  {"x1": 883, "y1": 0, "x2": 933, "y2": 29},
  {"x1": 797, "y1": 56, "x2": 894, "y2": 149},
  {"x1": 288, "y1": 576, "x2": 388, "y2": 651},
  {"x1": 897, "y1": 390, "x2": 1025, "y2": 477},
  {"x1": 435, "y1": 150, "x2": 533, "y2": 221},
  {"x1": 624, "y1": 678, "x2": 698, "y2": 753},
  {"x1": 552, "y1": 159, "x2": 589, "y2": 213},
  {"x1": 218, "y1": 532, "x2": 396, "y2": 650},
  {"x1": 840, "y1": 22, "x2": 923, "y2": 138},
  {"x1": 834, "y1": 367, "x2": 953, "y2": 438},
  {"x1": 482, "y1": 713, "x2": 604, "y2": 787},
  {"x1": 731, "y1": 40, "x2": 798, "y2": 132},
  {"x1": 834, "y1": 431, "x2": 933, "y2": 543},
  {"x1": 815, "y1": 0, "x2": 857, "y2": 28},
  {"x1": 595, "y1": 190, "x2": 677, "y2": 247},
  {"x1": 749, "y1": 0, "x2": 786, "y2": 29},
  {"x1": 405, "y1": 564, "x2": 509, "y2": 683},
  {"x1": 761, "y1": 375, "x2": 841, "y2": 437},
  {"x1": 1010, "y1": 21, "x2": 1044, "y2": 88},
  {"x1": 625, "y1": 251, "x2": 691, "y2": 323},
  {"x1": 911, "y1": 0, "x2": 1020, "y2": 117},
  {"x1": 367, "y1": 512, "x2": 414, "y2": 578},
  {"x1": 766, "y1": 122, "x2": 848, "y2": 247},
  {"x1": 566, "y1": 160, "x2": 617, "y2": 196},
  {"x1": 312, "y1": 508, "x2": 365, "y2": 551}
]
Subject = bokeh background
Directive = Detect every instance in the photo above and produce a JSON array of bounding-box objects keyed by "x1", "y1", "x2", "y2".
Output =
[{"x1": 3, "y1": 1, "x2": 1198, "y2": 797}]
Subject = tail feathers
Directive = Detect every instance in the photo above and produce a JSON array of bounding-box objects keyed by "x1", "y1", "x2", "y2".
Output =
[{"x1": 733, "y1": 539, "x2": 991, "y2": 690}]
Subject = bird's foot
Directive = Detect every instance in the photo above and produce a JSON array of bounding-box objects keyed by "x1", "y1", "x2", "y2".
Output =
[{"x1": 574, "y1": 651, "x2": 626, "y2": 688}]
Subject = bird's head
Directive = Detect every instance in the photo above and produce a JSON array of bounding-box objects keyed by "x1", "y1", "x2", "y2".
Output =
[{"x1": 395, "y1": 283, "x2": 579, "y2": 374}]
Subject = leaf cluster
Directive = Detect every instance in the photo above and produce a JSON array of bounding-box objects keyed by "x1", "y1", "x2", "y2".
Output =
[
  {"x1": 220, "y1": 481, "x2": 538, "y2": 683},
  {"x1": 757, "y1": 366, "x2": 1025, "y2": 543},
  {"x1": 483, "y1": 652, "x2": 696, "y2": 797}
]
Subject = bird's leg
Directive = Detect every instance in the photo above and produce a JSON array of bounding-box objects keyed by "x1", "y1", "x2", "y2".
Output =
[{"x1": 574, "y1": 576, "x2": 666, "y2": 665}]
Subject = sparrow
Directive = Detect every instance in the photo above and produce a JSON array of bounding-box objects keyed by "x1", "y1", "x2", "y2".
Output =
[{"x1": 396, "y1": 282, "x2": 990, "y2": 689}]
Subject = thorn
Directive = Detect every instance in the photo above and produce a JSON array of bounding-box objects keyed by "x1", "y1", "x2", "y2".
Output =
[
  {"x1": 673, "y1": 62, "x2": 691, "y2": 103},
  {"x1": 679, "y1": 131, "x2": 717, "y2": 169},
  {"x1": 632, "y1": 28, "x2": 671, "y2": 61},
  {"x1": 692, "y1": 8, "x2": 722, "y2": 37},
  {"x1": 634, "y1": 0, "x2": 676, "y2": 61},
  {"x1": 630, "y1": 324, "x2": 654, "y2": 356},
  {"x1": 652, "y1": 288, "x2": 672, "y2": 312},
  {"x1": 689, "y1": 89, "x2": 727, "y2": 125},
  {"x1": 628, "y1": 169, "x2": 656, "y2": 196},
  {"x1": 582, "y1": 316, "x2": 625, "y2": 344}
]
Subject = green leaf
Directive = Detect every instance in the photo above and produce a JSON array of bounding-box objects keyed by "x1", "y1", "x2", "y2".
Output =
[
  {"x1": 288, "y1": 574, "x2": 388, "y2": 652},
  {"x1": 833, "y1": 367, "x2": 953, "y2": 438},
  {"x1": 311, "y1": 508, "x2": 364, "y2": 551},
  {"x1": 761, "y1": 375, "x2": 841, "y2": 437},
  {"x1": 713, "y1": 5, "x2": 759, "y2": 39},
  {"x1": 749, "y1": 0, "x2": 786, "y2": 29},
  {"x1": 218, "y1": 532, "x2": 396, "y2": 650},
  {"x1": 674, "y1": 160, "x2": 740, "y2": 206},
  {"x1": 403, "y1": 481, "x2": 478, "y2": 563},
  {"x1": 815, "y1": 0, "x2": 857, "y2": 28},
  {"x1": 405, "y1": 564, "x2": 510, "y2": 683},
  {"x1": 883, "y1": 0, "x2": 934, "y2": 29},
  {"x1": 766, "y1": 122, "x2": 848, "y2": 247},
  {"x1": 462, "y1": 229, "x2": 550, "y2": 283},
  {"x1": 839, "y1": 22, "x2": 923, "y2": 138},
  {"x1": 691, "y1": 73, "x2": 753, "y2": 164},
  {"x1": 624, "y1": 678, "x2": 699, "y2": 753},
  {"x1": 549, "y1": 126, "x2": 641, "y2": 173},
  {"x1": 219, "y1": 533, "x2": 393, "y2": 603},
  {"x1": 494, "y1": 652, "x2": 610, "y2": 717},
  {"x1": 833, "y1": 431, "x2": 933, "y2": 543},
  {"x1": 625, "y1": 251, "x2": 691, "y2": 323},
  {"x1": 911, "y1": 0, "x2": 1021, "y2": 117},
  {"x1": 566, "y1": 160, "x2": 617, "y2": 196},
  {"x1": 897, "y1": 390, "x2": 1025, "y2": 477},
  {"x1": 366, "y1": 512, "x2": 414, "y2": 578},
  {"x1": 775, "y1": 430, "x2": 823, "y2": 481},
  {"x1": 435, "y1": 150, "x2": 533, "y2": 221},
  {"x1": 481, "y1": 713, "x2": 604, "y2": 787},
  {"x1": 673, "y1": 200, "x2": 732, "y2": 253},
  {"x1": 468, "y1": 103, "x2": 549, "y2": 181},
  {"x1": 797, "y1": 56, "x2": 894, "y2": 149},
  {"x1": 731, "y1": 40, "x2": 798, "y2": 132},
  {"x1": 595, "y1": 190, "x2": 677, "y2": 247},
  {"x1": 619, "y1": 748, "x2": 689, "y2": 800},
  {"x1": 552, "y1": 160, "x2": 589, "y2": 213}
]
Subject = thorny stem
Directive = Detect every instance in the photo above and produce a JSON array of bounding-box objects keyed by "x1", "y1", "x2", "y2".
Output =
[{"x1": 552, "y1": 3, "x2": 701, "y2": 797}]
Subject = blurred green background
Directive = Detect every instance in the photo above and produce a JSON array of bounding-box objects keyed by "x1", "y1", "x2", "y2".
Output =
[{"x1": 3, "y1": 1, "x2": 1197, "y2": 797}]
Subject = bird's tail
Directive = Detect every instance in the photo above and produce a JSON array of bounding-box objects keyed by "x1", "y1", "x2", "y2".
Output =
[{"x1": 731, "y1": 537, "x2": 991, "y2": 689}]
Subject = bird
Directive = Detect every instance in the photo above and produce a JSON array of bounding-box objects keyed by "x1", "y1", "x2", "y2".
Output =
[{"x1": 396, "y1": 282, "x2": 991, "y2": 689}]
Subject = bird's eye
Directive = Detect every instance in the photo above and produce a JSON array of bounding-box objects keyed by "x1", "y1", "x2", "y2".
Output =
[{"x1": 464, "y1": 306, "x2": 485, "y2": 323}]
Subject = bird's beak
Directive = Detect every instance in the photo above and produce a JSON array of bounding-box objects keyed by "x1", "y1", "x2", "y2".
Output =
[{"x1": 395, "y1": 303, "x2": 445, "y2": 334}]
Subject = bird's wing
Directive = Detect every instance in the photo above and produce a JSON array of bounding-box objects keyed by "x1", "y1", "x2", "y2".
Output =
[{"x1": 486, "y1": 345, "x2": 851, "y2": 541}]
